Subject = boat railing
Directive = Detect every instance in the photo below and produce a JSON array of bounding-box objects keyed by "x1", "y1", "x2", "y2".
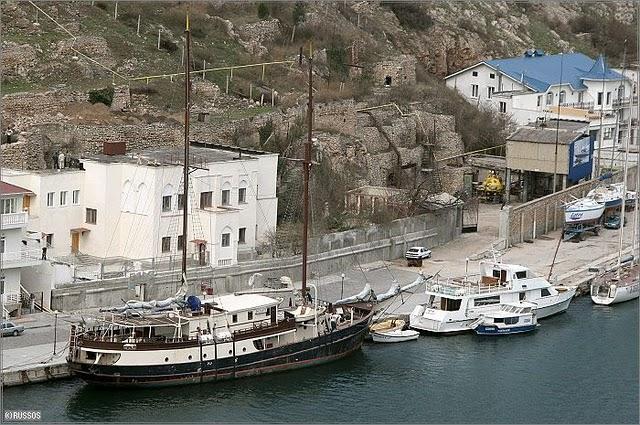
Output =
[
  {"x1": 232, "y1": 318, "x2": 296, "y2": 341},
  {"x1": 425, "y1": 274, "x2": 511, "y2": 296}
]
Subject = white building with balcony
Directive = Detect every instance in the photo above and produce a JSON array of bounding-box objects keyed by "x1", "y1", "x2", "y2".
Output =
[
  {"x1": 3, "y1": 143, "x2": 279, "y2": 269},
  {"x1": 1, "y1": 181, "x2": 42, "y2": 315},
  {"x1": 445, "y1": 50, "x2": 638, "y2": 170}
]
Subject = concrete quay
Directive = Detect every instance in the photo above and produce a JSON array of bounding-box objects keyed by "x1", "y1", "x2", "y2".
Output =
[{"x1": 2, "y1": 204, "x2": 634, "y2": 387}]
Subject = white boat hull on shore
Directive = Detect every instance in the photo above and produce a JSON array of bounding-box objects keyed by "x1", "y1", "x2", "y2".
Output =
[{"x1": 591, "y1": 283, "x2": 640, "y2": 305}]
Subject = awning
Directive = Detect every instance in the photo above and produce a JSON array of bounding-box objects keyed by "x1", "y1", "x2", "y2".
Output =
[
  {"x1": 70, "y1": 227, "x2": 91, "y2": 233},
  {"x1": 190, "y1": 239, "x2": 207, "y2": 244}
]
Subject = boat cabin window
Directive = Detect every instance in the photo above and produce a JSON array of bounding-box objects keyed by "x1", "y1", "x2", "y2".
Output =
[
  {"x1": 515, "y1": 271, "x2": 527, "y2": 279},
  {"x1": 440, "y1": 298, "x2": 462, "y2": 311},
  {"x1": 232, "y1": 314, "x2": 238, "y2": 323},
  {"x1": 519, "y1": 292, "x2": 526, "y2": 301},
  {"x1": 504, "y1": 317, "x2": 519, "y2": 325},
  {"x1": 85, "y1": 351, "x2": 96, "y2": 360},
  {"x1": 474, "y1": 296, "x2": 500, "y2": 306},
  {"x1": 253, "y1": 339, "x2": 264, "y2": 350},
  {"x1": 247, "y1": 311, "x2": 253, "y2": 321},
  {"x1": 492, "y1": 269, "x2": 500, "y2": 278},
  {"x1": 541, "y1": 288, "x2": 551, "y2": 297}
]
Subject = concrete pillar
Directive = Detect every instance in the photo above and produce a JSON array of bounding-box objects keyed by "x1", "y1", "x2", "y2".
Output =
[
  {"x1": 521, "y1": 171, "x2": 528, "y2": 202},
  {"x1": 532, "y1": 209, "x2": 537, "y2": 239},
  {"x1": 504, "y1": 168, "x2": 511, "y2": 204},
  {"x1": 544, "y1": 204, "x2": 549, "y2": 234},
  {"x1": 562, "y1": 175, "x2": 567, "y2": 190},
  {"x1": 498, "y1": 206, "x2": 511, "y2": 246},
  {"x1": 519, "y1": 211, "x2": 524, "y2": 244}
]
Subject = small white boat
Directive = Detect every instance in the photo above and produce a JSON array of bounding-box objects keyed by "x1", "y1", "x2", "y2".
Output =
[
  {"x1": 591, "y1": 263, "x2": 640, "y2": 305},
  {"x1": 371, "y1": 328, "x2": 419, "y2": 343},
  {"x1": 471, "y1": 303, "x2": 538, "y2": 335},
  {"x1": 564, "y1": 198, "x2": 605, "y2": 224},
  {"x1": 610, "y1": 183, "x2": 637, "y2": 207}
]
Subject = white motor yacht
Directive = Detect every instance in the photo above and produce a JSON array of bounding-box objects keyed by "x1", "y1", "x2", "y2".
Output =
[{"x1": 409, "y1": 261, "x2": 576, "y2": 334}]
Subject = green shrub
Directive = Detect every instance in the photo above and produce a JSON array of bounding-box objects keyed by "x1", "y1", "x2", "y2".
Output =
[
  {"x1": 257, "y1": 3, "x2": 270, "y2": 20},
  {"x1": 326, "y1": 43, "x2": 349, "y2": 80},
  {"x1": 292, "y1": 1, "x2": 306, "y2": 25},
  {"x1": 384, "y1": 2, "x2": 433, "y2": 31},
  {"x1": 88, "y1": 87, "x2": 114, "y2": 107},
  {"x1": 159, "y1": 38, "x2": 178, "y2": 53}
]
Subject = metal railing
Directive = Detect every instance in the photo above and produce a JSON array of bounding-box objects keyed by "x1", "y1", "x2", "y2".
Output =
[
  {"x1": 425, "y1": 274, "x2": 513, "y2": 296},
  {"x1": 559, "y1": 101, "x2": 595, "y2": 110},
  {"x1": 612, "y1": 96, "x2": 639, "y2": 108}
]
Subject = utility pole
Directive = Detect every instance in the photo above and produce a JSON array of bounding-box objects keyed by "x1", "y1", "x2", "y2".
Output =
[{"x1": 552, "y1": 53, "x2": 564, "y2": 193}]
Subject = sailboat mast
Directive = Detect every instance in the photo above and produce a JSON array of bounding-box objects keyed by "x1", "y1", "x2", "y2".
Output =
[
  {"x1": 616, "y1": 92, "x2": 631, "y2": 277},
  {"x1": 301, "y1": 45, "x2": 313, "y2": 302},
  {"x1": 182, "y1": 14, "x2": 191, "y2": 284}
]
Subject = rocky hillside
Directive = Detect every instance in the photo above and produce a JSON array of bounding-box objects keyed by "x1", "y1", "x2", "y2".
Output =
[{"x1": 1, "y1": 1, "x2": 638, "y2": 233}]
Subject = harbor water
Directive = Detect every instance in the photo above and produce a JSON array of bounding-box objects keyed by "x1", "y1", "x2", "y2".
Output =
[{"x1": 3, "y1": 298, "x2": 638, "y2": 423}]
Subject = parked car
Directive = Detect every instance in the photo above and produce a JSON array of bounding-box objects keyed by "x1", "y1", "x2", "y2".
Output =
[
  {"x1": 604, "y1": 215, "x2": 627, "y2": 229},
  {"x1": 1, "y1": 321, "x2": 25, "y2": 337},
  {"x1": 405, "y1": 246, "x2": 432, "y2": 260}
]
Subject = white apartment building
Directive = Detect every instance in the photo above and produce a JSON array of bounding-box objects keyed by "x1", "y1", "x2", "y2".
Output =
[
  {"x1": 3, "y1": 143, "x2": 278, "y2": 268},
  {"x1": 0, "y1": 181, "x2": 42, "y2": 315},
  {"x1": 445, "y1": 50, "x2": 638, "y2": 169}
]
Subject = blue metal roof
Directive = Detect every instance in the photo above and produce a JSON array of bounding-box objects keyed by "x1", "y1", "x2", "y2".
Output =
[{"x1": 486, "y1": 52, "x2": 624, "y2": 93}]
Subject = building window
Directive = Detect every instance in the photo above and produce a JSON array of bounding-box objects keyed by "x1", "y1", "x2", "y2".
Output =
[
  {"x1": 471, "y1": 84, "x2": 479, "y2": 98},
  {"x1": 45, "y1": 234, "x2": 53, "y2": 247},
  {"x1": 239, "y1": 227, "x2": 246, "y2": 244},
  {"x1": 221, "y1": 233, "x2": 231, "y2": 247},
  {"x1": 247, "y1": 311, "x2": 253, "y2": 321},
  {"x1": 72, "y1": 190, "x2": 80, "y2": 205},
  {"x1": 499, "y1": 102, "x2": 507, "y2": 113},
  {"x1": 546, "y1": 92, "x2": 553, "y2": 105},
  {"x1": 178, "y1": 194, "x2": 185, "y2": 210},
  {"x1": 0, "y1": 198, "x2": 17, "y2": 214},
  {"x1": 618, "y1": 85, "x2": 625, "y2": 100},
  {"x1": 603, "y1": 127, "x2": 613, "y2": 139},
  {"x1": 577, "y1": 92, "x2": 583, "y2": 104},
  {"x1": 597, "y1": 92, "x2": 603, "y2": 106},
  {"x1": 0, "y1": 275, "x2": 4, "y2": 295},
  {"x1": 559, "y1": 90, "x2": 566, "y2": 104},
  {"x1": 161, "y1": 236, "x2": 171, "y2": 253},
  {"x1": 46, "y1": 192, "x2": 55, "y2": 207},
  {"x1": 162, "y1": 195, "x2": 172, "y2": 212},
  {"x1": 606, "y1": 91, "x2": 611, "y2": 105},
  {"x1": 238, "y1": 188, "x2": 247, "y2": 204},
  {"x1": 472, "y1": 71, "x2": 478, "y2": 77},
  {"x1": 200, "y1": 191, "x2": 212, "y2": 209},
  {"x1": 489, "y1": 73, "x2": 495, "y2": 79},
  {"x1": 86, "y1": 208, "x2": 97, "y2": 224},
  {"x1": 60, "y1": 191, "x2": 67, "y2": 206},
  {"x1": 221, "y1": 189, "x2": 230, "y2": 206},
  {"x1": 177, "y1": 235, "x2": 184, "y2": 251},
  {"x1": 537, "y1": 95, "x2": 542, "y2": 107},
  {"x1": 0, "y1": 237, "x2": 5, "y2": 253},
  {"x1": 232, "y1": 314, "x2": 238, "y2": 323},
  {"x1": 487, "y1": 86, "x2": 495, "y2": 99}
]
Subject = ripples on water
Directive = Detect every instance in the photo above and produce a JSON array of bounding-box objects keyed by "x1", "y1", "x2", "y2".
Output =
[{"x1": 3, "y1": 298, "x2": 638, "y2": 423}]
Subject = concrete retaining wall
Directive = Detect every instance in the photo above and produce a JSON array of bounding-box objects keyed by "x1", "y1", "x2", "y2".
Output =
[
  {"x1": 2, "y1": 364, "x2": 70, "y2": 387},
  {"x1": 51, "y1": 208, "x2": 461, "y2": 311},
  {"x1": 500, "y1": 166, "x2": 638, "y2": 246}
]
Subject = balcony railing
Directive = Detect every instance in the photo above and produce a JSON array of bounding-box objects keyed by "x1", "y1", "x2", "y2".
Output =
[
  {"x1": 612, "y1": 96, "x2": 639, "y2": 108},
  {"x1": 1, "y1": 211, "x2": 28, "y2": 229},
  {"x1": 560, "y1": 101, "x2": 595, "y2": 110},
  {"x1": 1, "y1": 249, "x2": 42, "y2": 267}
]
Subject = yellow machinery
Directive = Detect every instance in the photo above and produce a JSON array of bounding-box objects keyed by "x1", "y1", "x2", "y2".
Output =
[{"x1": 477, "y1": 171, "x2": 505, "y2": 202}]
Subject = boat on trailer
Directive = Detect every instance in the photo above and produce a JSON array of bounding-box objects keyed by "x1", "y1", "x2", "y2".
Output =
[{"x1": 471, "y1": 302, "x2": 538, "y2": 335}]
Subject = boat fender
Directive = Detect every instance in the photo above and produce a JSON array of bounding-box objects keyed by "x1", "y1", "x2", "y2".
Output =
[{"x1": 412, "y1": 305, "x2": 426, "y2": 317}]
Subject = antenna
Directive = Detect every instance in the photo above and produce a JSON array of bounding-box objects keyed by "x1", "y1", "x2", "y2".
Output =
[{"x1": 552, "y1": 52, "x2": 564, "y2": 193}]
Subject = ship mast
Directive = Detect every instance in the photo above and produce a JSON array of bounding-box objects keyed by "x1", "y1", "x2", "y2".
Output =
[
  {"x1": 181, "y1": 13, "x2": 191, "y2": 286},
  {"x1": 301, "y1": 44, "x2": 313, "y2": 303},
  {"x1": 616, "y1": 86, "x2": 632, "y2": 278}
]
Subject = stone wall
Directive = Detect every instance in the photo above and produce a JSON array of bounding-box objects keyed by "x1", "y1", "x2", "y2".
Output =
[
  {"x1": 50, "y1": 207, "x2": 463, "y2": 311},
  {"x1": 372, "y1": 55, "x2": 417, "y2": 87},
  {"x1": 2, "y1": 90, "x2": 88, "y2": 124}
]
